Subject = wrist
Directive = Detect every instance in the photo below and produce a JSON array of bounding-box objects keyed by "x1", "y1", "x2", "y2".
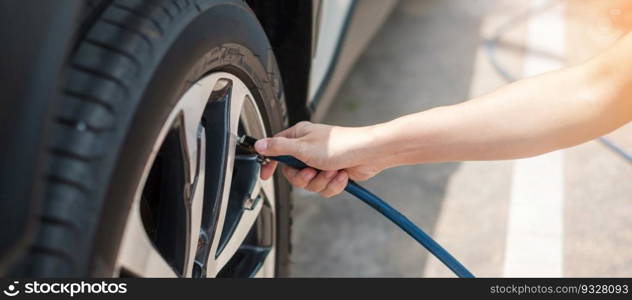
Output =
[
  {"x1": 362, "y1": 122, "x2": 399, "y2": 169},
  {"x1": 369, "y1": 113, "x2": 439, "y2": 167}
]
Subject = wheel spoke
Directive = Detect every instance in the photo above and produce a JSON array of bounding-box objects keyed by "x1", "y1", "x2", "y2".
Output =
[
  {"x1": 178, "y1": 83, "x2": 205, "y2": 181},
  {"x1": 240, "y1": 95, "x2": 266, "y2": 139},
  {"x1": 204, "y1": 134, "x2": 236, "y2": 277},
  {"x1": 117, "y1": 205, "x2": 177, "y2": 277},
  {"x1": 214, "y1": 192, "x2": 264, "y2": 273},
  {"x1": 260, "y1": 177, "x2": 276, "y2": 210},
  {"x1": 228, "y1": 80, "x2": 248, "y2": 137},
  {"x1": 202, "y1": 75, "x2": 242, "y2": 276},
  {"x1": 184, "y1": 126, "x2": 205, "y2": 276},
  {"x1": 254, "y1": 248, "x2": 276, "y2": 278},
  {"x1": 241, "y1": 91, "x2": 274, "y2": 210},
  {"x1": 202, "y1": 76, "x2": 251, "y2": 277}
]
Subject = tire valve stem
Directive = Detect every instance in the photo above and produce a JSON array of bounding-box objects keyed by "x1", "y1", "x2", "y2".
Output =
[
  {"x1": 237, "y1": 134, "x2": 269, "y2": 165},
  {"x1": 256, "y1": 156, "x2": 270, "y2": 166}
]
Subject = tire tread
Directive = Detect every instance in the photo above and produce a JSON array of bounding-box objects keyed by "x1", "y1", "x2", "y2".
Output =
[{"x1": 24, "y1": 1, "x2": 166, "y2": 276}]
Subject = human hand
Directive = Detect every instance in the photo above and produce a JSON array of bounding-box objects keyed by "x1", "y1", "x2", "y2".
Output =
[{"x1": 255, "y1": 121, "x2": 386, "y2": 197}]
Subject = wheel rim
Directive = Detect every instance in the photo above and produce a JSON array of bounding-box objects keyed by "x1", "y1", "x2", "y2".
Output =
[{"x1": 116, "y1": 72, "x2": 276, "y2": 278}]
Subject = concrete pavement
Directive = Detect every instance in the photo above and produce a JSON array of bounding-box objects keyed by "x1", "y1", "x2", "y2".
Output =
[{"x1": 289, "y1": 0, "x2": 632, "y2": 277}]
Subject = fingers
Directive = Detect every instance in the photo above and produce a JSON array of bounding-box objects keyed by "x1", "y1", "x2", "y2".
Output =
[
  {"x1": 255, "y1": 136, "x2": 303, "y2": 158},
  {"x1": 320, "y1": 171, "x2": 348, "y2": 198},
  {"x1": 257, "y1": 125, "x2": 302, "y2": 180},
  {"x1": 257, "y1": 122, "x2": 311, "y2": 179},
  {"x1": 281, "y1": 166, "x2": 348, "y2": 198},
  {"x1": 305, "y1": 170, "x2": 337, "y2": 193},
  {"x1": 259, "y1": 160, "x2": 277, "y2": 180},
  {"x1": 263, "y1": 121, "x2": 346, "y2": 198},
  {"x1": 281, "y1": 166, "x2": 317, "y2": 189},
  {"x1": 254, "y1": 121, "x2": 312, "y2": 157}
]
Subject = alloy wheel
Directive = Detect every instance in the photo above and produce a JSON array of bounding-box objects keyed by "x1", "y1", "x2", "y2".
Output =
[{"x1": 115, "y1": 72, "x2": 276, "y2": 278}]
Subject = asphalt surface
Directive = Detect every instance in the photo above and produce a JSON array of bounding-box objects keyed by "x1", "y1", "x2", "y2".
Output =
[{"x1": 289, "y1": 0, "x2": 632, "y2": 277}]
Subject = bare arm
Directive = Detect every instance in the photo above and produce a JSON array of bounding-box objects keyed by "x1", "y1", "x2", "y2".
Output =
[
  {"x1": 256, "y1": 32, "x2": 632, "y2": 197},
  {"x1": 375, "y1": 33, "x2": 632, "y2": 166}
]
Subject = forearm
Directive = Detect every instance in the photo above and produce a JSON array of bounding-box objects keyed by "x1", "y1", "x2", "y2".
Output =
[
  {"x1": 260, "y1": 34, "x2": 632, "y2": 190},
  {"x1": 371, "y1": 45, "x2": 632, "y2": 167}
]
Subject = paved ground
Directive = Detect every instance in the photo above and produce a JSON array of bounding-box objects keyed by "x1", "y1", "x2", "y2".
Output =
[{"x1": 289, "y1": 0, "x2": 632, "y2": 277}]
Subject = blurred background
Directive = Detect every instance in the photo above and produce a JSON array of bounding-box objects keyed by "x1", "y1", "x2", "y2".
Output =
[{"x1": 290, "y1": 0, "x2": 632, "y2": 277}]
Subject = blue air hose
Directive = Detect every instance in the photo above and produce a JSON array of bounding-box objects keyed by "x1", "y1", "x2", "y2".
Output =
[{"x1": 269, "y1": 155, "x2": 475, "y2": 278}]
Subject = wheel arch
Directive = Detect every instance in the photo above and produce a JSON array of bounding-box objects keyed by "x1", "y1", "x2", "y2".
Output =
[{"x1": 246, "y1": 0, "x2": 314, "y2": 125}]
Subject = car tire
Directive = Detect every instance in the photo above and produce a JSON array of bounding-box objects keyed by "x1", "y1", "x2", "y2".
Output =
[{"x1": 12, "y1": 0, "x2": 291, "y2": 277}]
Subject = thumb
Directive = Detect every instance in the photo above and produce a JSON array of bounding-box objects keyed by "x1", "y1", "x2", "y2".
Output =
[{"x1": 255, "y1": 137, "x2": 303, "y2": 157}]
